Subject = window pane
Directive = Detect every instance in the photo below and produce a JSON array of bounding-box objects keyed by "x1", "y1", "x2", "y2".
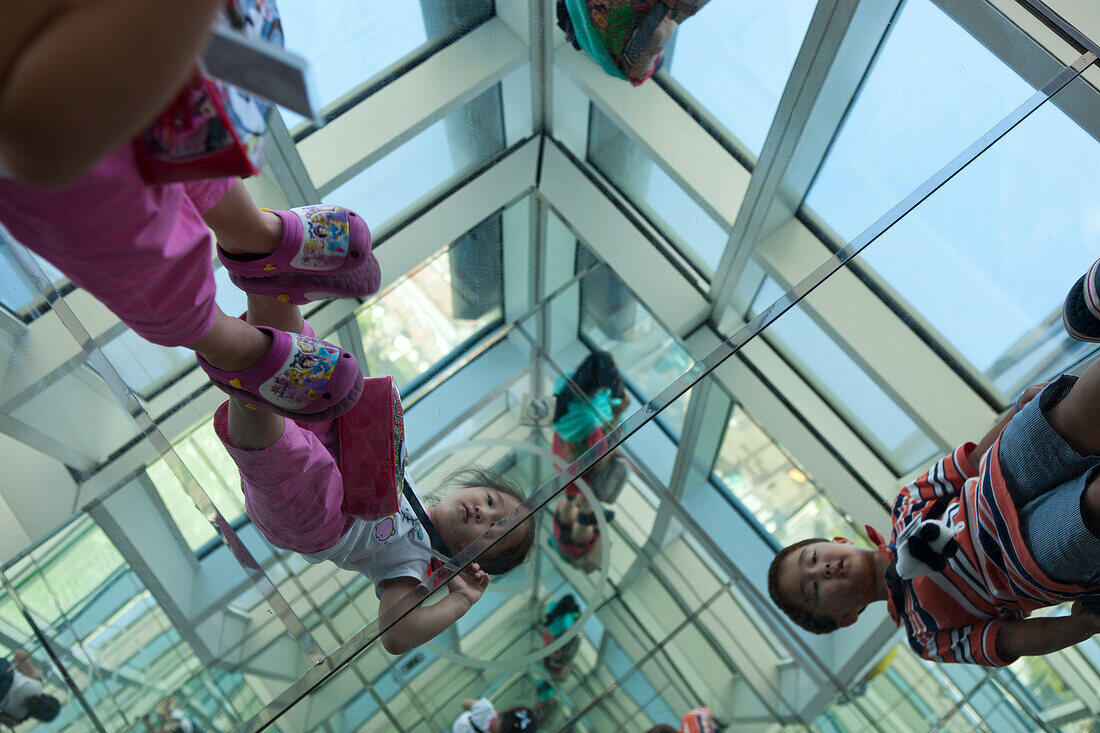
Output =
[
  {"x1": 578, "y1": 248, "x2": 694, "y2": 434},
  {"x1": 587, "y1": 106, "x2": 728, "y2": 274},
  {"x1": 277, "y1": 0, "x2": 492, "y2": 128},
  {"x1": 752, "y1": 277, "x2": 937, "y2": 472},
  {"x1": 714, "y1": 405, "x2": 864, "y2": 547},
  {"x1": 664, "y1": 1, "x2": 816, "y2": 156},
  {"x1": 806, "y1": 0, "x2": 1035, "y2": 239},
  {"x1": 352, "y1": 220, "x2": 503, "y2": 391},
  {"x1": 325, "y1": 84, "x2": 505, "y2": 229},
  {"x1": 147, "y1": 420, "x2": 249, "y2": 551}
]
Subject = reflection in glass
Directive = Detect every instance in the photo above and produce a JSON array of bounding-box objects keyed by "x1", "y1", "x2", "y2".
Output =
[
  {"x1": 350, "y1": 220, "x2": 503, "y2": 390},
  {"x1": 714, "y1": 405, "x2": 864, "y2": 548},
  {"x1": 577, "y1": 248, "x2": 694, "y2": 434},
  {"x1": 587, "y1": 107, "x2": 729, "y2": 274},
  {"x1": 277, "y1": 0, "x2": 493, "y2": 130},
  {"x1": 750, "y1": 277, "x2": 938, "y2": 473},
  {"x1": 324, "y1": 83, "x2": 505, "y2": 229}
]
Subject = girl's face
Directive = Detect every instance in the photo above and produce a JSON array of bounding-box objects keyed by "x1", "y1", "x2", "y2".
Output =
[{"x1": 433, "y1": 485, "x2": 523, "y2": 554}]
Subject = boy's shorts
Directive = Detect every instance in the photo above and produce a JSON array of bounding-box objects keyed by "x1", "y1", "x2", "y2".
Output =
[{"x1": 998, "y1": 374, "x2": 1100, "y2": 585}]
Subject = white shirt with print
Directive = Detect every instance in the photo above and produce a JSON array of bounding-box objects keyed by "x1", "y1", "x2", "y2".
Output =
[
  {"x1": 302, "y1": 471, "x2": 432, "y2": 597},
  {"x1": 452, "y1": 697, "x2": 496, "y2": 733}
]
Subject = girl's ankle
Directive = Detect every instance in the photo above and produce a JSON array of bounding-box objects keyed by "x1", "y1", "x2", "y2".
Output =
[{"x1": 220, "y1": 211, "x2": 284, "y2": 257}]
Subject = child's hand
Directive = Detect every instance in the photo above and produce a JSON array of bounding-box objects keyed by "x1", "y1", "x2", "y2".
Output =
[
  {"x1": 447, "y1": 563, "x2": 489, "y2": 608},
  {"x1": 1071, "y1": 597, "x2": 1100, "y2": 631}
]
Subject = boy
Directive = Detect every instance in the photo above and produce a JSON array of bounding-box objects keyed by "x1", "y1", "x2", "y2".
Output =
[{"x1": 768, "y1": 261, "x2": 1100, "y2": 666}]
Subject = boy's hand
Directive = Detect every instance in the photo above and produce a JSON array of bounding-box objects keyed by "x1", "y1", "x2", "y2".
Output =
[
  {"x1": 1017, "y1": 382, "x2": 1050, "y2": 412},
  {"x1": 1071, "y1": 597, "x2": 1100, "y2": 632},
  {"x1": 447, "y1": 563, "x2": 489, "y2": 608}
]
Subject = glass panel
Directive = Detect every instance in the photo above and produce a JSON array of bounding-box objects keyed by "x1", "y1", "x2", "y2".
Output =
[
  {"x1": 348, "y1": 216, "x2": 503, "y2": 391},
  {"x1": 277, "y1": 0, "x2": 493, "y2": 130},
  {"x1": 835, "y1": 70, "x2": 1100, "y2": 402},
  {"x1": 587, "y1": 105, "x2": 729, "y2": 275},
  {"x1": 663, "y1": 0, "x2": 817, "y2": 156},
  {"x1": 146, "y1": 418, "x2": 248, "y2": 552},
  {"x1": 714, "y1": 404, "x2": 866, "y2": 547},
  {"x1": 750, "y1": 277, "x2": 939, "y2": 473},
  {"x1": 577, "y1": 247, "x2": 694, "y2": 435},
  {"x1": 806, "y1": 0, "x2": 1036, "y2": 240},
  {"x1": 324, "y1": 83, "x2": 506, "y2": 229}
]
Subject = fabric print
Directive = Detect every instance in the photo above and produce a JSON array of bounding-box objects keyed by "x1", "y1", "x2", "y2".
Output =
[
  {"x1": 291, "y1": 206, "x2": 349, "y2": 271},
  {"x1": 266, "y1": 336, "x2": 339, "y2": 407},
  {"x1": 374, "y1": 515, "x2": 397, "y2": 542}
]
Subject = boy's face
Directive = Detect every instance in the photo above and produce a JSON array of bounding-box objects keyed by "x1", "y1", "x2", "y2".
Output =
[{"x1": 778, "y1": 539, "x2": 878, "y2": 628}]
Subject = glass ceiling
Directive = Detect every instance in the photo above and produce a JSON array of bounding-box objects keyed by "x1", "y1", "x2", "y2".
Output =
[{"x1": 0, "y1": 1, "x2": 1099, "y2": 731}]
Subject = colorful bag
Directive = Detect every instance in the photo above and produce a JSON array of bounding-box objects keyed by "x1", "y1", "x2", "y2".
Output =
[
  {"x1": 135, "y1": 0, "x2": 283, "y2": 184},
  {"x1": 338, "y1": 376, "x2": 405, "y2": 521},
  {"x1": 557, "y1": 0, "x2": 705, "y2": 85}
]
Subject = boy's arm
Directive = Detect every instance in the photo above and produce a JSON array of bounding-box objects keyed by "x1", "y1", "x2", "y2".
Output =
[
  {"x1": 995, "y1": 602, "x2": 1100, "y2": 662},
  {"x1": 0, "y1": 0, "x2": 225, "y2": 187},
  {"x1": 461, "y1": 699, "x2": 477, "y2": 710},
  {"x1": 377, "y1": 565, "x2": 489, "y2": 656}
]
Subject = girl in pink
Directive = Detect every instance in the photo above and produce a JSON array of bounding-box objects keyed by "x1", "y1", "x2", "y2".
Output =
[
  {"x1": 216, "y1": 289, "x2": 536, "y2": 654},
  {"x1": 0, "y1": 0, "x2": 372, "y2": 421}
]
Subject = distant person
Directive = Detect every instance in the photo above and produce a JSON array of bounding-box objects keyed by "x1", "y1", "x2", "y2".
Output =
[
  {"x1": 452, "y1": 697, "x2": 538, "y2": 733},
  {"x1": 0, "y1": 649, "x2": 61, "y2": 728},
  {"x1": 646, "y1": 706, "x2": 722, "y2": 733}
]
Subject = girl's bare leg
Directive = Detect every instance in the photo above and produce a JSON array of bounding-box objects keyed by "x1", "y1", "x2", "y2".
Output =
[
  {"x1": 201, "y1": 180, "x2": 283, "y2": 256},
  {"x1": 187, "y1": 308, "x2": 271, "y2": 372},
  {"x1": 224, "y1": 293, "x2": 304, "y2": 450}
]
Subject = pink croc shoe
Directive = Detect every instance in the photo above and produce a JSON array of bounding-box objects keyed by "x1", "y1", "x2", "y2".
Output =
[
  {"x1": 198, "y1": 327, "x2": 363, "y2": 422},
  {"x1": 218, "y1": 204, "x2": 380, "y2": 304}
]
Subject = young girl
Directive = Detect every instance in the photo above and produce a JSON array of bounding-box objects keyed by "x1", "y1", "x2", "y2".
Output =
[
  {"x1": 215, "y1": 290, "x2": 536, "y2": 654},
  {"x1": 549, "y1": 352, "x2": 628, "y2": 569},
  {"x1": 0, "y1": 1, "x2": 373, "y2": 422},
  {"x1": 452, "y1": 698, "x2": 538, "y2": 733}
]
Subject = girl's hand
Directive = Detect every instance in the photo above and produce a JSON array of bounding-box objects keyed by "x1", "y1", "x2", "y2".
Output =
[{"x1": 447, "y1": 563, "x2": 489, "y2": 608}]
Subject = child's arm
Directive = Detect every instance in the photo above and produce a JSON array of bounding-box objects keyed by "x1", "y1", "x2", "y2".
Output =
[
  {"x1": 461, "y1": 699, "x2": 477, "y2": 710},
  {"x1": 0, "y1": 0, "x2": 225, "y2": 187},
  {"x1": 995, "y1": 601, "x2": 1100, "y2": 662},
  {"x1": 377, "y1": 564, "x2": 490, "y2": 655},
  {"x1": 11, "y1": 648, "x2": 40, "y2": 681}
]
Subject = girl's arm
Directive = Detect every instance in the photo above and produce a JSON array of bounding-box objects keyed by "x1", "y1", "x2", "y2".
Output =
[
  {"x1": 377, "y1": 564, "x2": 489, "y2": 656},
  {"x1": 461, "y1": 699, "x2": 477, "y2": 710},
  {"x1": 0, "y1": 0, "x2": 225, "y2": 187}
]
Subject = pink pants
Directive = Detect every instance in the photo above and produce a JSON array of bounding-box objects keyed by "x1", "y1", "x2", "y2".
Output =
[
  {"x1": 213, "y1": 400, "x2": 354, "y2": 554},
  {"x1": 0, "y1": 144, "x2": 233, "y2": 346}
]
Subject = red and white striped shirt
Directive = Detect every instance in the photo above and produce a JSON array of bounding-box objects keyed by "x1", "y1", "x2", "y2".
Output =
[{"x1": 875, "y1": 441, "x2": 1091, "y2": 666}]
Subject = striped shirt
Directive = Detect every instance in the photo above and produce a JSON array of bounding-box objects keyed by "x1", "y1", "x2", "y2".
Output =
[{"x1": 877, "y1": 441, "x2": 1090, "y2": 667}]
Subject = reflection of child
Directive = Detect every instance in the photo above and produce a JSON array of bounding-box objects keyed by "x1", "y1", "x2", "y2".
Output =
[
  {"x1": 0, "y1": 649, "x2": 60, "y2": 727},
  {"x1": 541, "y1": 594, "x2": 582, "y2": 679},
  {"x1": 217, "y1": 294, "x2": 536, "y2": 654},
  {"x1": 645, "y1": 706, "x2": 721, "y2": 733},
  {"x1": 549, "y1": 352, "x2": 628, "y2": 568},
  {"x1": 768, "y1": 260, "x2": 1100, "y2": 667},
  {"x1": 451, "y1": 698, "x2": 538, "y2": 733},
  {"x1": 0, "y1": 2, "x2": 374, "y2": 423}
]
